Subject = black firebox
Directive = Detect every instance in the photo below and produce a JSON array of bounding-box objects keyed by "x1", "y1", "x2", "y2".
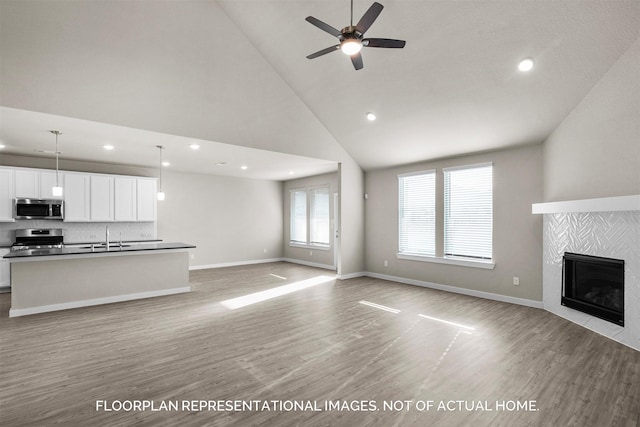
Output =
[{"x1": 562, "y1": 252, "x2": 624, "y2": 326}]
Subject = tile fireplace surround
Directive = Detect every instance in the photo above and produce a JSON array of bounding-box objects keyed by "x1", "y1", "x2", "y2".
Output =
[{"x1": 533, "y1": 195, "x2": 640, "y2": 351}]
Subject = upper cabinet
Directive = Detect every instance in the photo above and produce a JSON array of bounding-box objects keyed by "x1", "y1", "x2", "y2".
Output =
[
  {"x1": 0, "y1": 169, "x2": 15, "y2": 221},
  {"x1": 114, "y1": 177, "x2": 137, "y2": 222},
  {"x1": 14, "y1": 170, "x2": 39, "y2": 198},
  {"x1": 2, "y1": 166, "x2": 156, "y2": 223},
  {"x1": 90, "y1": 175, "x2": 114, "y2": 221},
  {"x1": 136, "y1": 178, "x2": 157, "y2": 222},
  {"x1": 40, "y1": 171, "x2": 62, "y2": 199},
  {"x1": 64, "y1": 173, "x2": 90, "y2": 222},
  {"x1": 14, "y1": 169, "x2": 62, "y2": 199}
]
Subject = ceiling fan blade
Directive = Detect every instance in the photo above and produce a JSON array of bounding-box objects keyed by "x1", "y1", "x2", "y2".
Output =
[
  {"x1": 306, "y1": 45, "x2": 340, "y2": 59},
  {"x1": 350, "y1": 52, "x2": 364, "y2": 70},
  {"x1": 305, "y1": 16, "x2": 341, "y2": 37},
  {"x1": 363, "y1": 38, "x2": 406, "y2": 48},
  {"x1": 356, "y1": 2, "x2": 384, "y2": 34}
]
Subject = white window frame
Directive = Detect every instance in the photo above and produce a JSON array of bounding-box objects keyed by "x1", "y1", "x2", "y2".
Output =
[
  {"x1": 309, "y1": 186, "x2": 330, "y2": 247},
  {"x1": 443, "y1": 162, "x2": 493, "y2": 262},
  {"x1": 289, "y1": 185, "x2": 331, "y2": 250},
  {"x1": 395, "y1": 163, "x2": 495, "y2": 270},
  {"x1": 398, "y1": 170, "x2": 436, "y2": 257},
  {"x1": 290, "y1": 188, "x2": 307, "y2": 245}
]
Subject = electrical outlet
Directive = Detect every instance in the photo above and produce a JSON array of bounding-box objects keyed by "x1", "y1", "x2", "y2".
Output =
[
  {"x1": 513, "y1": 276, "x2": 520, "y2": 286},
  {"x1": 309, "y1": 251, "x2": 313, "y2": 256},
  {"x1": 263, "y1": 248, "x2": 267, "y2": 254},
  {"x1": 190, "y1": 254, "x2": 195, "y2": 260},
  {"x1": 384, "y1": 260, "x2": 388, "y2": 267}
]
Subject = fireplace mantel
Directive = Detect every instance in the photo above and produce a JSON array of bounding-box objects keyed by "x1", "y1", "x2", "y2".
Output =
[{"x1": 532, "y1": 194, "x2": 640, "y2": 214}]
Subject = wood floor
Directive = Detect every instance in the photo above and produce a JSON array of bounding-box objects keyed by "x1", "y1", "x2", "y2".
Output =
[{"x1": 0, "y1": 262, "x2": 638, "y2": 426}]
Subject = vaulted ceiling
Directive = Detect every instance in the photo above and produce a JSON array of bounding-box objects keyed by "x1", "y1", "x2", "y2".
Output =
[{"x1": 1, "y1": 1, "x2": 638, "y2": 179}]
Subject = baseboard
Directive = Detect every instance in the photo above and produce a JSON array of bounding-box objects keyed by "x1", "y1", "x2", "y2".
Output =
[
  {"x1": 282, "y1": 258, "x2": 336, "y2": 271},
  {"x1": 364, "y1": 272, "x2": 544, "y2": 309},
  {"x1": 337, "y1": 271, "x2": 367, "y2": 280},
  {"x1": 190, "y1": 258, "x2": 284, "y2": 270},
  {"x1": 9, "y1": 287, "x2": 192, "y2": 318}
]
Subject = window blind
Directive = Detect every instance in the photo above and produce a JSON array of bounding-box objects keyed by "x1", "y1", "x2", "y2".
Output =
[
  {"x1": 398, "y1": 171, "x2": 436, "y2": 256},
  {"x1": 310, "y1": 187, "x2": 330, "y2": 245},
  {"x1": 290, "y1": 189, "x2": 307, "y2": 244},
  {"x1": 444, "y1": 163, "x2": 493, "y2": 260}
]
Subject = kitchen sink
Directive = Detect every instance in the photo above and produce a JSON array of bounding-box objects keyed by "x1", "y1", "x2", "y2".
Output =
[{"x1": 79, "y1": 244, "x2": 132, "y2": 249}]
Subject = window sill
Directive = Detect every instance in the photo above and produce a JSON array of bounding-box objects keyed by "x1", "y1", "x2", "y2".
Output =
[
  {"x1": 397, "y1": 253, "x2": 495, "y2": 270},
  {"x1": 289, "y1": 243, "x2": 331, "y2": 251}
]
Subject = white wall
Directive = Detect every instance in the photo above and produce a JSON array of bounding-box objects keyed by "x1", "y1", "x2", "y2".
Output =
[
  {"x1": 365, "y1": 144, "x2": 543, "y2": 302},
  {"x1": 543, "y1": 38, "x2": 640, "y2": 201}
]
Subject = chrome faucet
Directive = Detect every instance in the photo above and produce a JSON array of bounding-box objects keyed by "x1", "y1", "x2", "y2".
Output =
[{"x1": 105, "y1": 226, "x2": 110, "y2": 250}]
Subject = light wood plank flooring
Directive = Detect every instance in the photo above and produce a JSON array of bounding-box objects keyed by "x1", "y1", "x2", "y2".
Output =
[{"x1": 1, "y1": 262, "x2": 638, "y2": 426}]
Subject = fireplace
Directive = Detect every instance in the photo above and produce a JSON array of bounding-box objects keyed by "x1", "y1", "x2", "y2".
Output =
[{"x1": 562, "y1": 252, "x2": 624, "y2": 326}]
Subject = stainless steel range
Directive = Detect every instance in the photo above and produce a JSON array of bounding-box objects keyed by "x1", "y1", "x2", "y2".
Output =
[{"x1": 11, "y1": 229, "x2": 64, "y2": 252}]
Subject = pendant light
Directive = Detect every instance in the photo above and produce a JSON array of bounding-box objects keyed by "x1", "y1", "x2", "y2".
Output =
[
  {"x1": 50, "y1": 130, "x2": 63, "y2": 197},
  {"x1": 156, "y1": 145, "x2": 165, "y2": 201}
]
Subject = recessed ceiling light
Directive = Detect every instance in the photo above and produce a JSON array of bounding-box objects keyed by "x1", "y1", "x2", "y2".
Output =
[
  {"x1": 216, "y1": 161, "x2": 228, "y2": 166},
  {"x1": 190, "y1": 144, "x2": 200, "y2": 150},
  {"x1": 240, "y1": 165, "x2": 248, "y2": 170},
  {"x1": 366, "y1": 112, "x2": 376, "y2": 121},
  {"x1": 518, "y1": 57, "x2": 534, "y2": 72},
  {"x1": 103, "y1": 144, "x2": 114, "y2": 150},
  {"x1": 162, "y1": 161, "x2": 170, "y2": 167},
  {"x1": 289, "y1": 171, "x2": 295, "y2": 175}
]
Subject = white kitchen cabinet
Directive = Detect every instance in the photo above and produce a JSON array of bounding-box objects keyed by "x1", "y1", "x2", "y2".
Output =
[
  {"x1": 64, "y1": 173, "x2": 90, "y2": 222},
  {"x1": 136, "y1": 178, "x2": 157, "y2": 221},
  {"x1": 0, "y1": 248, "x2": 10, "y2": 291},
  {"x1": 40, "y1": 171, "x2": 62, "y2": 199},
  {"x1": 0, "y1": 168, "x2": 15, "y2": 221},
  {"x1": 14, "y1": 169, "x2": 63, "y2": 200},
  {"x1": 14, "y1": 169, "x2": 39, "y2": 198},
  {"x1": 114, "y1": 177, "x2": 137, "y2": 221},
  {"x1": 90, "y1": 175, "x2": 114, "y2": 221}
]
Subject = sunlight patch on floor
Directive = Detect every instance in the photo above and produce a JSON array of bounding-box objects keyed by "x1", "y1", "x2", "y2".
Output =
[
  {"x1": 220, "y1": 275, "x2": 335, "y2": 310},
  {"x1": 358, "y1": 300, "x2": 401, "y2": 314},
  {"x1": 418, "y1": 314, "x2": 475, "y2": 331}
]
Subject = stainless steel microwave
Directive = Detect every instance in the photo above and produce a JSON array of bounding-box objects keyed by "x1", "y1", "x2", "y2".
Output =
[{"x1": 14, "y1": 198, "x2": 64, "y2": 220}]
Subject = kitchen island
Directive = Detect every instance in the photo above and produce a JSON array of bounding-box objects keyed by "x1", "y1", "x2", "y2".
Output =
[{"x1": 4, "y1": 242, "x2": 195, "y2": 317}]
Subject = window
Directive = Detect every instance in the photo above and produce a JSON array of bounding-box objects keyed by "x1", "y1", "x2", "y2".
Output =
[
  {"x1": 398, "y1": 171, "x2": 436, "y2": 256},
  {"x1": 290, "y1": 186, "x2": 330, "y2": 247},
  {"x1": 310, "y1": 187, "x2": 330, "y2": 246},
  {"x1": 444, "y1": 163, "x2": 493, "y2": 260},
  {"x1": 290, "y1": 189, "x2": 307, "y2": 244}
]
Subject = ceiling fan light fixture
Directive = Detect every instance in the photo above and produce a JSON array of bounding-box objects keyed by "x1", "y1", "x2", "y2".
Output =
[
  {"x1": 518, "y1": 57, "x2": 534, "y2": 72},
  {"x1": 341, "y1": 39, "x2": 362, "y2": 56}
]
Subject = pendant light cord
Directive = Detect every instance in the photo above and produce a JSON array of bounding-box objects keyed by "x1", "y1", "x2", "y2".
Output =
[
  {"x1": 55, "y1": 132, "x2": 59, "y2": 187},
  {"x1": 157, "y1": 145, "x2": 163, "y2": 192}
]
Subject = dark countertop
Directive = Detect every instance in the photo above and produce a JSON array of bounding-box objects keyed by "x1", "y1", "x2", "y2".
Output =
[
  {"x1": 4, "y1": 242, "x2": 195, "y2": 259},
  {"x1": 64, "y1": 239, "x2": 163, "y2": 246}
]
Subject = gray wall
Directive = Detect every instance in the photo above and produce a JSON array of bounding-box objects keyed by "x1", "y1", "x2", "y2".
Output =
[
  {"x1": 543, "y1": 38, "x2": 640, "y2": 202},
  {"x1": 365, "y1": 144, "x2": 543, "y2": 302},
  {"x1": 159, "y1": 170, "x2": 283, "y2": 267},
  {"x1": 282, "y1": 172, "x2": 338, "y2": 269}
]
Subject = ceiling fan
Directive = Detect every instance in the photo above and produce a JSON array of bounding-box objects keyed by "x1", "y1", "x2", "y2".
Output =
[{"x1": 305, "y1": 0, "x2": 405, "y2": 70}]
